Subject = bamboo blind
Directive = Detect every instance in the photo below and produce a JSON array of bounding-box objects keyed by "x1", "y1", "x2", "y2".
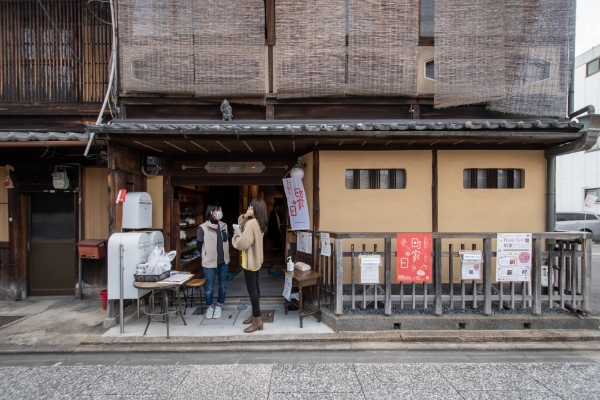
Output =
[
  {"x1": 434, "y1": 0, "x2": 507, "y2": 108},
  {"x1": 118, "y1": 0, "x2": 265, "y2": 97},
  {"x1": 0, "y1": 0, "x2": 111, "y2": 103},
  {"x1": 276, "y1": 0, "x2": 346, "y2": 99},
  {"x1": 487, "y1": 0, "x2": 575, "y2": 117},
  {"x1": 347, "y1": 0, "x2": 418, "y2": 96}
]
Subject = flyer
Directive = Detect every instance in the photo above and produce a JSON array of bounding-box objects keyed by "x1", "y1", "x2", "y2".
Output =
[
  {"x1": 320, "y1": 232, "x2": 331, "y2": 257},
  {"x1": 396, "y1": 233, "x2": 432, "y2": 282},
  {"x1": 496, "y1": 233, "x2": 532, "y2": 282},
  {"x1": 359, "y1": 255, "x2": 381, "y2": 284},
  {"x1": 460, "y1": 250, "x2": 482, "y2": 280}
]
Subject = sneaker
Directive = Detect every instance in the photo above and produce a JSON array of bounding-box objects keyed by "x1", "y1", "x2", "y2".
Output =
[
  {"x1": 205, "y1": 306, "x2": 214, "y2": 319},
  {"x1": 213, "y1": 306, "x2": 222, "y2": 319}
]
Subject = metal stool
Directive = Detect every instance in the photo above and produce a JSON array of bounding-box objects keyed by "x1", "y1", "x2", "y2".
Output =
[{"x1": 184, "y1": 278, "x2": 206, "y2": 314}]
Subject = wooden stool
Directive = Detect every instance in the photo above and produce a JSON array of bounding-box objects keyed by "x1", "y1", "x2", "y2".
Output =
[{"x1": 184, "y1": 278, "x2": 206, "y2": 314}]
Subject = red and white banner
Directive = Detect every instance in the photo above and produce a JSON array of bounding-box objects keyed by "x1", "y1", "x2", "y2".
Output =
[
  {"x1": 283, "y1": 177, "x2": 310, "y2": 230},
  {"x1": 396, "y1": 233, "x2": 432, "y2": 282}
]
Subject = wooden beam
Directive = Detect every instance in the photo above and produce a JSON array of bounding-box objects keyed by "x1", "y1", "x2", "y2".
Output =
[
  {"x1": 431, "y1": 149, "x2": 438, "y2": 232},
  {"x1": 162, "y1": 157, "x2": 175, "y2": 252}
]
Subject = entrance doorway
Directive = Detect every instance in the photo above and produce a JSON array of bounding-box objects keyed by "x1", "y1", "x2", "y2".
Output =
[
  {"x1": 28, "y1": 193, "x2": 76, "y2": 296},
  {"x1": 177, "y1": 184, "x2": 286, "y2": 298}
]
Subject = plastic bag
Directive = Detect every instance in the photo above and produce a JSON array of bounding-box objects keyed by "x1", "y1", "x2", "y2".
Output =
[{"x1": 144, "y1": 246, "x2": 176, "y2": 275}]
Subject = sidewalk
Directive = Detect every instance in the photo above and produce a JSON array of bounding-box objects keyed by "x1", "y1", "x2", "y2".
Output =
[{"x1": 1, "y1": 297, "x2": 600, "y2": 354}]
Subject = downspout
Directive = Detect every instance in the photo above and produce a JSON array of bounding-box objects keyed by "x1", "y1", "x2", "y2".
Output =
[{"x1": 85, "y1": 0, "x2": 116, "y2": 156}]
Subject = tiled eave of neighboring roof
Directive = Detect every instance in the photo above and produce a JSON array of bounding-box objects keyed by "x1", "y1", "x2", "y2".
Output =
[
  {"x1": 88, "y1": 119, "x2": 581, "y2": 134},
  {"x1": 0, "y1": 131, "x2": 89, "y2": 142}
]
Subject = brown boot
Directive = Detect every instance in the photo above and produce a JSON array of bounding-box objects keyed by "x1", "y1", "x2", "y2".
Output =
[
  {"x1": 242, "y1": 313, "x2": 253, "y2": 324},
  {"x1": 244, "y1": 316, "x2": 263, "y2": 333}
]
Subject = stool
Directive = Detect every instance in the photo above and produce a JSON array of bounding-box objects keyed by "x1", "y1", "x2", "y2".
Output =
[{"x1": 184, "y1": 278, "x2": 206, "y2": 314}]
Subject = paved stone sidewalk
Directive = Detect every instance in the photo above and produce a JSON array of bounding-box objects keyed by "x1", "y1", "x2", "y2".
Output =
[{"x1": 1, "y1": 362, "x2": 599, "y2": 399}]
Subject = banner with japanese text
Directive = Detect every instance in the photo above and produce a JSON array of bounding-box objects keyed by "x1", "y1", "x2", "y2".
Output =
[
  {"x1": 396, "y1": 233, "x2": 432, "y2": 282},
  {"x1": 283, "y1": 177, "x2": 310, "y2": 230}
]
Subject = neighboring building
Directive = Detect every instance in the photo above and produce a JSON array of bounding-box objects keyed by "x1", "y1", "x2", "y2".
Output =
[
  {"x1": 1, "y1": 0, "x2": 595, "y2": 303},
  {"x1": 557, "y1": 45, "x2": 600, "y2": 213}
]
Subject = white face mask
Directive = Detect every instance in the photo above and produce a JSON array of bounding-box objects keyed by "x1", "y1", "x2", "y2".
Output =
[{"x1": 214, "y1": 210, "x2": 223, "y2": 220}]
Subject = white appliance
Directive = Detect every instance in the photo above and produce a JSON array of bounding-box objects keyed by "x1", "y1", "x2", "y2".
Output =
[
  {"x1": 107, "y1": 232, "x2": 151, "y2": 300},
  {"x1": 122, "y1": 192, "x2": 152, "y2": 229},
  {"x1": 145, "y1": 230, "x2": 164, "y2": 248}
]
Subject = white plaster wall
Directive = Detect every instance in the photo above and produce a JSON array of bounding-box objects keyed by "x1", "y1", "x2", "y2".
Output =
[{"x1": 557, "y1": 46, "x2": 600, "y2": 213}]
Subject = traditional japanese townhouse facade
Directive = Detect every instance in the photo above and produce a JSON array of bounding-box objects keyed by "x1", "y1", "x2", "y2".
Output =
[{"x1": 1, "y1": 0, "x2": 598, "y2": 302}]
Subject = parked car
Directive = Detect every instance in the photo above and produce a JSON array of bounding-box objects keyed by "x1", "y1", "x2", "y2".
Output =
[{"x1": 555, "y1": 211, "x2": 600, "y2": 239}]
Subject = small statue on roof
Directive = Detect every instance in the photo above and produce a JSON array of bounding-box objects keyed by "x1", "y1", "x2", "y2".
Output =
[{"x1": 220, "y1": 99, "x2": 233, "y2": 121}]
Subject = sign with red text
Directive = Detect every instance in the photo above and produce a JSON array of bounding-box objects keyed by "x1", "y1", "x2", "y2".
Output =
[
  {"x1": 396, "y1": 233, "x2": 432, "y2": 282},
  {"x1": 283, "y1": 177, "x2": 310, "y2": 230}
]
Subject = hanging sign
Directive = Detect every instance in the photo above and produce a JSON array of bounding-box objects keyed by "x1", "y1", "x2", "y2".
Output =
[
  {"x1": 359, "y1": 255, "x2": 381, "y2": 284},
  {"x1": 459, "y1": 250, "x2": 482, "y2": 280},
  {"x1": 496, "y1": 233, "x2": 532, "y2": 282},
  {"x1": 283, "y1": 177, "x2": 310, "y2": 230},
  {"x1": 320, "y1": 233, "x2": 331, "y2": 257},
  {"x1": 296, "y1": 232, "x2": 312, "y2": 254},
  {"x1": 396, "y1": 233, "x2": 432, "y2": 282}
]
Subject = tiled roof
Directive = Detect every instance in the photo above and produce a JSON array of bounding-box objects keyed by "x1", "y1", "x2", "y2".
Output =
[
  {"x1": 89, "y1": 119, "x2": 581, "y2": 133},
  {"x1": 0, "y1": 132, "x2": 89, "y2": 142}
]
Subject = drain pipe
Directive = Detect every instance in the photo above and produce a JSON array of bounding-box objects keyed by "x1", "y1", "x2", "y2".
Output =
[
  {"x1": 85, "y1": 0, "x2": 116, "y2": 157},
  {"x1": 546, "y1": 157, "x2": 556, "y2": 232},
  {"x1": 569, "y1": 105, "x2": 596, "y2": 119}
]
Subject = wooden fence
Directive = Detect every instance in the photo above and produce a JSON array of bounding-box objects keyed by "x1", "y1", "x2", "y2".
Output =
[{"x1": 314, "y1": 232, "x2": 591, "y2": 316}]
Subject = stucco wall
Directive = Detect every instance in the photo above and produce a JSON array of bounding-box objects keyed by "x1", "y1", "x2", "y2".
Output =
[
  {"x1": 319, "y1": 151, "x2": 432, "y2": 233},
  {"x1": 438, "y1": 150, "x2": 546, "y2": 233},
  {"x1": 417, "y1": 46, "x2": 434, "y2": 95}
]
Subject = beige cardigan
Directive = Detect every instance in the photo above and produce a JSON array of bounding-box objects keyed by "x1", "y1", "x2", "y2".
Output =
[{"x1": 232, "y1": 215, "x2": 264, "y2": 271}]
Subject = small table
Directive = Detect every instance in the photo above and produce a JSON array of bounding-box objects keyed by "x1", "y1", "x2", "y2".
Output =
[
  {"x1": 283, "y1": 269, "x2": 322, "y2": 328},
  {"x1": 133, "y1": 275, "x2": 192, "y2": 338}
]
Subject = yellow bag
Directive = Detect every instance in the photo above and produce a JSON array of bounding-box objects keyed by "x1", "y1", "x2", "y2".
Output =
[{"x1": 241, "y1": 250, "x2": 248, "y2": 270}]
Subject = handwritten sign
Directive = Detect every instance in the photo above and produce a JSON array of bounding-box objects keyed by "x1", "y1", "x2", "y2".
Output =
[
  {"x1": 396, "y1": 233, "x2": 432, "y2": 282},
  {"x1": 496, "y1": 233, "x2": 532, "y2": 282},
  {"x1": 359, "y1": 255, "x2": 381, "y2": 284},
  {"x1": 283, "y1": 177, "x2": 310, "y2": 230},
  {"x1": 282, "y1": 274, "x2": 292, "y2": 301},
  {"x1": 460, "y1": 250, "x2": 482, "y2": 280}
]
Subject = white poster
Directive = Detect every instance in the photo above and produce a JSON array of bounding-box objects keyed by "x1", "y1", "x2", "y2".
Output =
[
  {"x1": 496, "y1": 233, "x2": 532, "y2": 282},
  {"x1": 584, "y1": 194, "x2": 598, "y2": 209},
  {"x1": 320, "y1": 233, "x2": 331, "y2": 257},
  {"x1": 459, "y1": 250, "x2": 482, "y2": 280},
  {"x1": 359, "y1": 255, "x2": 381, "y2": 284},
  {"x1": 282, "y1": 274, "x2": 292, "y2": 301},
  {"x1": 283, "y1": 177, "x2": 310, "y2": 231}
]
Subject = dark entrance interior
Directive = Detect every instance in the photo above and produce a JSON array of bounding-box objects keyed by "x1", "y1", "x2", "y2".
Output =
[
  {"x1": 177, "y1": 184, "x2": 286, "y2": 297},
  {"x1": 28, "y1": 193, "x2": 76, "y2": 296}
]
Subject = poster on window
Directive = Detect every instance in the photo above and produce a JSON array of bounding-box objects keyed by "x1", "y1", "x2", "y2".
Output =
[
  {"x1": 283, "y1": 177, "x2": 310, "y2": 231},
  {"x1": 496, "y1": 233, "x2": 532, "y2": 282},
  {"x1": 396, "y1": 233, "x2": 432, "y2": 282}
]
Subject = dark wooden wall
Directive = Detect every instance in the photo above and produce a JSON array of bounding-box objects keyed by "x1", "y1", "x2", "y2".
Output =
[{"x1": 107, "y1": 142, "x2": 146, "y2": 236}]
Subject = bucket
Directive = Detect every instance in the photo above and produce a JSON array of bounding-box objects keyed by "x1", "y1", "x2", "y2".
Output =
[{"x1": 99, "y1": 289, "x2": 108, "y2": 309}]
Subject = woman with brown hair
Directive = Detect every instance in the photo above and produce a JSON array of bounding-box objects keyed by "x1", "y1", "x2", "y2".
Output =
[{"x1": 232, "y1": 198, "x2": 268, "y2": 333}]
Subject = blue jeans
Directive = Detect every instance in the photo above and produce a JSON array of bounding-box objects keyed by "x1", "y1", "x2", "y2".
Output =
[{"x1": 203, "y1": 263, "x2": 228, "y2": 307}]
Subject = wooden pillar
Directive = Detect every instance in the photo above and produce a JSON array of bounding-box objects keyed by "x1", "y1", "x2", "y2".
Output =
[
  {"x1": 162, "y1": 157, "x2": 175, "y2": 252},
  {"x1": 8, "y1": 190, "x2": 27, "y2": 299}
]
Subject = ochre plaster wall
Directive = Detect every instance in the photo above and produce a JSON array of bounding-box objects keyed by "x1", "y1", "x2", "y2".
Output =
[
  {"x1": 146, "y1": 176, "x2": 164, "y2": 229},
  {"x1": 438, "y1": 150, "x2": 546, "y2": 233},
  {"x1": 319, "y1": 151, "x2": 432, "y2": 232}
]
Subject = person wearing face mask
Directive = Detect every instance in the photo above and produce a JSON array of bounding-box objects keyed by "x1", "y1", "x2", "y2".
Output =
[{"x1": 196, "y1": 203, "x2": 229, "y2": 319}]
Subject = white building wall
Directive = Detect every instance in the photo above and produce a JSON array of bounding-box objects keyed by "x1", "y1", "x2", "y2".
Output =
[{"x1": 557, "y1": 45, "x2": 600, "y2": 213}]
